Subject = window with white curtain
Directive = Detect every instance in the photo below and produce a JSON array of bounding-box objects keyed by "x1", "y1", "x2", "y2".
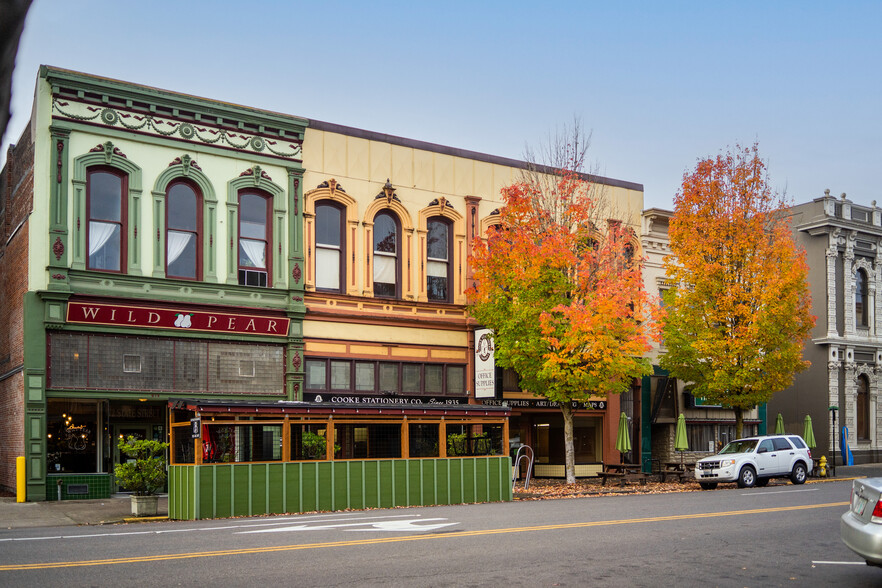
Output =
[
  {"x1": 87, "y1": 168, "x2": 126, "y2": 272},
  {"x1": 426, "y1": 217, "x2": 450, "y2": 302},
  {"x1": 166, "y1": 180, "x2": 201, "y2": 279},
  {"x1": 238, "y1": 190, "x2": 271, "y2": 287},
  {"x1": 315, "y1": 202, "x2": 343, "y2": 291},
  {"x1": 373, "y1": 212, "x2": 399, "y2": 298}
]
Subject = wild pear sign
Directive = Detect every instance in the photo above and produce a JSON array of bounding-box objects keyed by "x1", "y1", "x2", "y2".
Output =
[{"x1": 66, "y1": 301, "x2": 289, "y2": 336}]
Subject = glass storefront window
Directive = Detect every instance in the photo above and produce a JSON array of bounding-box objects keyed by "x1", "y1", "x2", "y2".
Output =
[{"x1": 47, "y1": 399, "x2": 100, "y2": 473}]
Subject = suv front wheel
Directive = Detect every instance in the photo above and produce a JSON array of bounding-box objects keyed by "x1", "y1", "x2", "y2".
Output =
[
  {"x1": 737, "y1": 465, "x2": 756, "y2": 488},
  {"x1": 791, "y1": 462, "x2": 807, "y2": 485}
]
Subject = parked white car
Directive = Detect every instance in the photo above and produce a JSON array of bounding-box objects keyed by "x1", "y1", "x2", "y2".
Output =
[
  {"x1": 695, "y1": 435, "x2": 813, "y2": 489},
  {"x1": 841, "y1": 477, "x2": 882, "y2": 567}
]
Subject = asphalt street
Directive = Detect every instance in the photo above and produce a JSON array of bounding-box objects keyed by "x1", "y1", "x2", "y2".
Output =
[{"x1": 0, "y1": 478, "x2": 875, "y2": 587}]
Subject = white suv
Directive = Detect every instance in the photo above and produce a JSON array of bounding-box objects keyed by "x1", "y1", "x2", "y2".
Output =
[{"x1": 695, "y1": 435, "x2": 813, "y2": 489}]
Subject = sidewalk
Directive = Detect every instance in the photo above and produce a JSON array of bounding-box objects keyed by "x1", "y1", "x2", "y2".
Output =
[
  {"x1": 1, "y1": 463, "x2": 881, "y2": 530},
  {"x1": 0, "y1": 494, "x2": 168, "y2": 529}
]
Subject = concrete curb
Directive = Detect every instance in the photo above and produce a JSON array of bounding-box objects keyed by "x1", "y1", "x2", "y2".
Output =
[{"x1": 122, "y1": 516, "x2": 169, "y2": 524}]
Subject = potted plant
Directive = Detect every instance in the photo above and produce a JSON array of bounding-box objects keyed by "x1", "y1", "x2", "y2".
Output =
[{"x1": 113, "y1": 436, "x2": 169, "y2": 516}]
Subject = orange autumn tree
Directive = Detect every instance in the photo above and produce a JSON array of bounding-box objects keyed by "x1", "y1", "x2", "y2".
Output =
[
  {"x1": 468, "y1": 170, "x2": 660, "y2": 484},
  {"x1": 661, "y1": 144, "x2": 815, "y2": 438}
]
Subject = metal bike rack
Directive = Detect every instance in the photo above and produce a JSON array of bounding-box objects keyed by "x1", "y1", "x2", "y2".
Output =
[{"x1": 512, "y1": 444, "x2": 534, "y2": 491}]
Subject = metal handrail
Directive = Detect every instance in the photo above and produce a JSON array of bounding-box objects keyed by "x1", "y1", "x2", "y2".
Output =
[{"x1": 512, "y1": 444, "x2": 534, "y2": 491}]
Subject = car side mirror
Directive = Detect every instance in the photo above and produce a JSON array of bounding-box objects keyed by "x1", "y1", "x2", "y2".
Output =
[{"x1": 757, "y1": 447, "x2": 767, "y2": 454}]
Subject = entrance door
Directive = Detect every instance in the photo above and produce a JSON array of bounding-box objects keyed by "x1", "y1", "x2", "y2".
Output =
[{"x1": 113, "y1": 425, "x2": 149, "y2": 492}]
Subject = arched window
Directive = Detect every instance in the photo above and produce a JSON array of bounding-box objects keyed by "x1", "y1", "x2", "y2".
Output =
[
  {"x1": 373, "y1": 212, "x2": 399, "y2": 298},
  {"x1": 858, "y1": 374, "x2": 870, "y2": 440},
  {"x1": 426, "y1": 217, "x2": 451, "y2": 302},
  {"x1": 166, "y1": 180, "x2": 202, "y2": 280},
  {"x1": 87, "y1": 167, "x2": 127, "y2": 272},
  {"x1": 856, "y1": 269, "x2": 869, "y2": 327},
  {"x1": 238, "y1": 190, "x2": 272, "y2": 287},
  {"x1": 315, "y1": 201, "x2": 344, "y2": 292}
]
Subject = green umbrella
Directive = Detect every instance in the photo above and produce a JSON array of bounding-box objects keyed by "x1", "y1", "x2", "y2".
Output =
[
  {"x1": 803, "y1": 414, "x2": 817, "y2": 449},
  {"x1": 775, "y1": 413, "x2": 785, "y2": 435},
  {"x1": 674, "y1": 413, "x2": 689, "y2": 451},
  {"x1": 674, "y1": 413, "x2": 689, "y2": 467},
  {"x1": 615, "y1": 412, "x2": 631, "y2": 459}
]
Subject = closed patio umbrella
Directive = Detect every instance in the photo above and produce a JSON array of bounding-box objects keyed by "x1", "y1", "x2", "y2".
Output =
[
  {"x1": 775, "y1": 413, "x2": 785, "y2": 435},
  {"x1": 615, "y1": 412, "x2": 631, "y2": 462},
  {"x1": 674, "y1": 413, "x2": 689, "y2": 466},
  {"x1": 803, "y1": 414, "x2": 816, "y2": 449}
]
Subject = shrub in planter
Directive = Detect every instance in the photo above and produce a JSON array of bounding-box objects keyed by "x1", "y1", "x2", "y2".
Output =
[{"x1": 113, "y1": 436, "x2": 169, "y2": 496}]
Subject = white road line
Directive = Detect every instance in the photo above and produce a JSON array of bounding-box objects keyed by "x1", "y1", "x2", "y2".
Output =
[
  {"x1": 0, "y1": 514, "x2": 420, "y2": 542},
  {"x1": 811, "y1": 561, "x2": 866, "y2": 565},
  {"x1": 740, "y1": 488, "x2": 818, "y2": 495}
]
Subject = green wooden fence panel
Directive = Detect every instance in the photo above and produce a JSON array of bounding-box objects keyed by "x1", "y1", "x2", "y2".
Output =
[{"x1": 170, "y1": 457, "x2": 511, "y2": 520}]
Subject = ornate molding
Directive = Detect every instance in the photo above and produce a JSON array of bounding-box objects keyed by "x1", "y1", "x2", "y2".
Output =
[
  {"x1": 428, "y1": 196, "x2": 455, "y2": 210},
  {"x1": 852, "y1": 256, "x2": 875, "y2": 278},
  {"x1": 88, "y1": 141, "x2": 127, "y2": 162},
  {"x1": 375, "y1": 179, "x2": 400, "y2": 204},
  {"x1": 239, "y1": 165, "x2": 272, "y2": 182},
  {"x1": 167, "y1": 154, "x2": 201, "y2": 173},
  {"x1": 53, "y1": 98, "x2": 302, "y2": 160},
  {"x1": 53, "y1": 237, "x2": 65, "y2": 261},
  {"x1": 317, "y1": 178, "x2": 345, "y2": 194}
]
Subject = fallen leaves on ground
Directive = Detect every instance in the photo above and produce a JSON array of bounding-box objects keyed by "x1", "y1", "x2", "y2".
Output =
[{"x1": 514, "y1": 477, "x2": 703, "y2": 500}]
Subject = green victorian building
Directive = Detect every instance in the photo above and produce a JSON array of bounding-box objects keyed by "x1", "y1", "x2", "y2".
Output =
[{"x1": 0, "y1": 67, "x2": 309, "y2": 501}]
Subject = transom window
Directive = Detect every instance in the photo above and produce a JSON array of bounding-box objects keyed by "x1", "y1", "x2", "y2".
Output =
[
  {"x1": 166, "y1": 180, "x2": 202, "y2": 280},
  {"x1": 87, "y1": 167, "x2": 127, "y2": 272},
  {"x1": 238, "y1": 190, "x2": 272, "y2": 287},
  {"x1": 315, "y1": 202, "x2": 344, "y2": 292},
  {"x1": 305, "y1": 358, "x2": 466, "y2": 396},
  {"x1": 373, "y1": 212, "x2": 399, "y2": 298},
  {"x1": 427, "y1": 217, "x2": 451, "y2": 302}
]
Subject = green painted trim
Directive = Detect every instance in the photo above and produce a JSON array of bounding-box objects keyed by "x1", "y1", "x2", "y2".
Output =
[
  {"x1": 225, "y1": 168, "x2": 286, "y2": 288},
  {"x1": 168, "y1": 457, "x2": 512, "y2": 520},
  {"x1": 641, "y1": 374, "x2": 653, "y2": 473},
  {"x1": 48, "y1": 127, "x2": 71, "y2": 292},
  {"x1": 23, "y1": 293, "x2": 48, "y2": 500},
  {"x1": 65, "y1": 270, "x2": 293, "y2": 311},
  {"x1": 71, "y1": 143, "x2": 143, "y2": 273},
  {"x1": 50, "y1": 120, "x2": 305, "y2": 170},
  {"x1": 758, "y1": 403, "x2": 767, "y2": 436},
  {"x1": 151, "y1": 156, "x2": 218, "y2": 281},
  {"x1": 42, "y1": 66, "x2": 309, "y2": 136}
]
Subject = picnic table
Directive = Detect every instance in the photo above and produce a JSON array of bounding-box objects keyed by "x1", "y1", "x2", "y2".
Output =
[
  {"x1": 597, "y1": 463, "x2": 647, "y2": 487},
  {"x1": 661, "y1": 461, "x2": 695, "y2": 483}
]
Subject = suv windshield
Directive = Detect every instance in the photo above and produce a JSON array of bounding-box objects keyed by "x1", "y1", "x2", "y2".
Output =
[{"x1": 719, "y1": 439, "x2": 758, "y2": 454}]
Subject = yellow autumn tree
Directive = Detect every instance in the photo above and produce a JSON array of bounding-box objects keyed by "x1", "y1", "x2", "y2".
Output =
[{"x1": 661, "y1": 144, "x2": 815, "y2": 437}]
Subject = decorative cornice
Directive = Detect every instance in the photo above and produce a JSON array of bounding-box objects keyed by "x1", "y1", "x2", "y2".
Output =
[{"x1": 53, "y1": 97, "x2": 302, "y2": 161}]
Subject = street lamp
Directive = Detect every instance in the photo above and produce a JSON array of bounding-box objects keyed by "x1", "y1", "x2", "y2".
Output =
[{"x1": 829, "y1": 405, "x2": 838, "y2": 478}]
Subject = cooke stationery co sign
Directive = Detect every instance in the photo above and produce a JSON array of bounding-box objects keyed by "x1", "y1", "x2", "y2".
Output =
[{"x1": 66, "y1": 301, "x2": 290, "y2": 337}]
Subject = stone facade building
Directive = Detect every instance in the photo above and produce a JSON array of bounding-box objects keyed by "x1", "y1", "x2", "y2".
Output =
[{"x1": 771, "y1": 192, "x2": 882, "y2": 464}]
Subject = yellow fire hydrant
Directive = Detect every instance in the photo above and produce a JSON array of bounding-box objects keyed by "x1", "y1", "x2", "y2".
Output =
[{"x1": 818, "y1": 455, "x2": 827, "y2": 478}]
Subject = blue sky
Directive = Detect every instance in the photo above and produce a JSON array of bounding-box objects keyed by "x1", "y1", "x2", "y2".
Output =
[{"x1": 4, "y1": 0, "x2": 880, "y2": 210}]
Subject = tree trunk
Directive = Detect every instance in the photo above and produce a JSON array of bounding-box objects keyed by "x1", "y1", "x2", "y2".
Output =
[
  {"x1": 734, "y1": 406, "x2": 743, "y2": 439},
  {"x1": 560, "y1": 402, "x2": 575, "y2": 484}
]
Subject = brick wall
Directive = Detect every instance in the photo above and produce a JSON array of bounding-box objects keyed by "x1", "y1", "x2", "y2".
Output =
[{"x1": 0, "y1": 123, "x2": 34, "y2": 491}]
